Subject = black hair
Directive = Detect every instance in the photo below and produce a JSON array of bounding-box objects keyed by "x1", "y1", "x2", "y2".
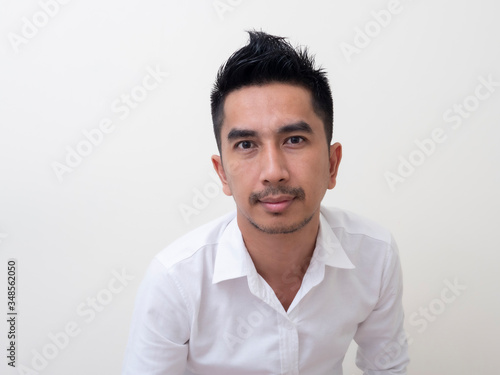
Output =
[{"x1": 210, "y1": 30, "x2": 333, "y2": 152}]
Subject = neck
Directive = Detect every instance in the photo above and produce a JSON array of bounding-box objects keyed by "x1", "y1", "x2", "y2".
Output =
[{"x1": 237, "y1": 210, "x2": 321, "y2": 286}]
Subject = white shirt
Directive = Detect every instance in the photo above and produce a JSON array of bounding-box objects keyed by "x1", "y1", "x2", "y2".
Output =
[{"x1": 122, "y1": 206, "x2": 409, "y2": 375}]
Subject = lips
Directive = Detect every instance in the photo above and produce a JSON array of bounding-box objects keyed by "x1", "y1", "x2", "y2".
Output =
[
  {"x1": 259, "y1": 195, "x2": 294, "y2": 203},
  {"x1": 259, "y1": 195, "x2": 295, "y2": 213}
]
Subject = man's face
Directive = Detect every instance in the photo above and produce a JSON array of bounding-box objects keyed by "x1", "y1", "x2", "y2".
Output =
[{"x1": 212, "y1": 82, "x2": 341, "y2": 235}]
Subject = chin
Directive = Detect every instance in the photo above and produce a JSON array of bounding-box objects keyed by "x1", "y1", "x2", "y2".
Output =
[{"x1": 248, "y1": 214, "x2": 314, "y2": 235}]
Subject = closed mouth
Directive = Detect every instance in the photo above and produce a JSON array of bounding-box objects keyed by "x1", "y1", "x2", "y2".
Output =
[{"x1": 259, "y1": 195, "x2": 295, "y2": 203}]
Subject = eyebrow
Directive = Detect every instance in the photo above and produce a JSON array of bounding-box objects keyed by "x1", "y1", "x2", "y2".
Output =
[
  {"x1": 227, "y1": 128, "x2": 257, "y2": 141},
  {"x1": 277, "y1": 121, "x2": 313, "y2": 135},
  {"x1": 226, "y1": 121, "x2": 313, "y2": 141}
]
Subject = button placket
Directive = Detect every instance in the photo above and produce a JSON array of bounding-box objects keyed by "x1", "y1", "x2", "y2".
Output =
[{"x1": 278, "y1": 315, "x2": 299, "y2": 375}]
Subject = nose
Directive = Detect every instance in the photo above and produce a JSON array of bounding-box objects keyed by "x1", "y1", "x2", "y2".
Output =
[{"x1": 259, "y1": 144, "x2": 290, "y2": 185}]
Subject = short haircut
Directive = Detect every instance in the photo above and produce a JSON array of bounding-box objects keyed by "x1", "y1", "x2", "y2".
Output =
[{"x1": 210, "y1": 30, "x2": 334, "y2": 153}]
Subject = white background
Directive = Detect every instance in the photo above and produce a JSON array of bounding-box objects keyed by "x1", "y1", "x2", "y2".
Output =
[{"x1": 1, "y1": 0, "x2": 499, "y2": 374}]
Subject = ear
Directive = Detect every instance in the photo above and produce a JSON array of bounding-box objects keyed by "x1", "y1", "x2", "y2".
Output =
[
  {"x1": 328, "y1": 142, "x2": 342, "y2": 189},
  {"x1": 211, "y1": 155, "x2": 233, "y2": 196}
]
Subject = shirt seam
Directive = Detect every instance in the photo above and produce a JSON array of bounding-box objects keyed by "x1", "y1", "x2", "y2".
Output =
[
  {"x1": 152, "y1": 257, "x2": 193, "y2": 324},
  {"x1": 331, "y1": 228, "x2": 397, "y2": 301},
  {"x1": 158, "y1": 241, "x2": 221, "y2": 272},
  {"x1": 329, "y1": 226, "x2": 392, "y2": 246}
]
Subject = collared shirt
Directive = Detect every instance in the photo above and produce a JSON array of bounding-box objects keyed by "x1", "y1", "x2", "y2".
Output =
[{"x1": 122, "y1": 206, "x2": 409, "y2": 375}]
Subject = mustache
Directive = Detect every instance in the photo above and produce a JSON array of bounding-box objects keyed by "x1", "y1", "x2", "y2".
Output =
[{"x1": 249, "y1": 186, "x2": 306, "y2": 205}]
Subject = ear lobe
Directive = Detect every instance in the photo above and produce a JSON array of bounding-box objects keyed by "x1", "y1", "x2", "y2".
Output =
[
  {"x1": 211, "y1": 155, "x2": 233, "y2": 196},
  {"x1": 328, "y1": 143, "x2": 342, "y2": 189}
]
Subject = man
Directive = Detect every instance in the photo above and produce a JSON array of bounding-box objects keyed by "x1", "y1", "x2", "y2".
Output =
[{"x1": 122, "y1": 31, "x2": 409, "y2": 374}]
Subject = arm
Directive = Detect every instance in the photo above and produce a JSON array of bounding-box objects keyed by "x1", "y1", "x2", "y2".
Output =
[
  {"x1": 353, "y1": 236, "x2": 409, "y2": 374},
  {"x1": 121, "y1": 258, "x2": 190, "y2": 375}
]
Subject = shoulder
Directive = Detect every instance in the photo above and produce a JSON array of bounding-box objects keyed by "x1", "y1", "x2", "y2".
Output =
[
  {"x1": 320, "y1": 207, "x2": 402, "y2": 289},
  {"x1": 320, "y1": 206, "x2": 392, "y2": 245},
  {"x1": 154, "y1": 211, "x2": 237, "y2": 270},
  {"x1": 320, "y1": 206, "x2": 399, "y2": 267}
]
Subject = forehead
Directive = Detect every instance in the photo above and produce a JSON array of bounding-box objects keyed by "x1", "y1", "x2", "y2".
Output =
[{"x1": 221, "y1": 83, "x2": 322, "y2": 137}]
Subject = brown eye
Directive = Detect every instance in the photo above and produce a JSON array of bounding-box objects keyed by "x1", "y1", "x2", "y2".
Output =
[
  {"x1": 237, "y1": 140, "x2": 253, "y2": 149},
  {"x1": 287, "y1": 136, "x2": 304, "y2": 144}
]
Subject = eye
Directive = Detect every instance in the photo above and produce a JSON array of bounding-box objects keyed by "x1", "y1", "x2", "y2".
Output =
[
  {"x1": 286, "y1": 136, "x2": 305, "y2": 145},
  {"x1": 235, "y1": 140, "x2": 254, "y2": 150}
]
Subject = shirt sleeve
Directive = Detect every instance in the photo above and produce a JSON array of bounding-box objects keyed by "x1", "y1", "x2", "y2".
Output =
[
  {"x1": 121, "y1": 258, "x2": 190, "y2": 375},
  {"x1": 353, "y1": 235, "x2": 410, "y2": 374}
]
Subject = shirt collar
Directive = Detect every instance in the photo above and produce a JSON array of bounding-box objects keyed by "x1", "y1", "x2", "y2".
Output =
[
  {"x1": 212, "y1": 216, "x2": 257, "y2": 284},
  {"x1": 212, "y1": 210, "x2": 355, "y2": 285},
  {"x1": 312, "y1": 212, "x2": 355, "y2": 269}
]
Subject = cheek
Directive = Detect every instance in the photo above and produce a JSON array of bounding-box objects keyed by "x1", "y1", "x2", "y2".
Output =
[
  {"x1": 224, "y1": 162, "x2": 253, "y2": 197},
  {"x1": 225, "y1": 159, "x2": 247, "y2": 178},
  {"x1": 296, "y1": 154, "x2": 330, "y2": 185}
]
